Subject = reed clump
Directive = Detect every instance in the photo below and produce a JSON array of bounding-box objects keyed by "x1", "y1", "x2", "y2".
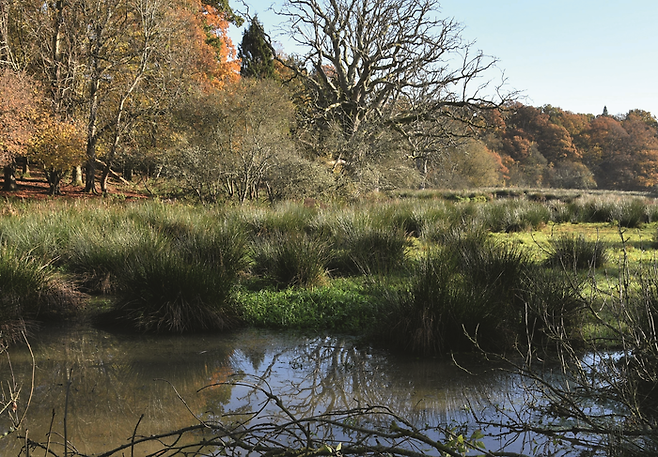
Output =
[
  {"x1": 384, "y1": 229, "x2": 532, "y2": 353},
  {"x1": 251, "y1": 232, "x2": 330, "y2": 288},
  {"x1": 545, "y1": 234, "x2": 608, "y2": 270},
  {"x1": 0, "y1": 246, "x2": 84, "y2": 339}
]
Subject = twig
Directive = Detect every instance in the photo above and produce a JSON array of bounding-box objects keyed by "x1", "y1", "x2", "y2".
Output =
[
  {"x1": 130, "y1": 414, "x2": 143, "y2": 457},
  {"x1": 63, "y1": 367, "x2": 73, "y2": 457},
  {"x1": 16, "y1": 330, "x2": 35, "y2": 429},
  {"x1": 45, "y1": 409, "x2": 55, "y2": 457}
]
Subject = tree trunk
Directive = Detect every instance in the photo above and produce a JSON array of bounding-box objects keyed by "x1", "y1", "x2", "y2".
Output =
[
  {"x1": 123, "y1": 164, "x2": 133, "y2": 181},
  {"x1": 100, "y1": 164, "x2": 111, "y2": 194},
  {"x1": 45, "y1": 170, "x2": 63, "y2": 195},
  {"x1": 71, "y1": 166, "x2": 83, "y2": 186},
  {"x1": 3, "y1": 164, "x2": 16, "y2": 191}
]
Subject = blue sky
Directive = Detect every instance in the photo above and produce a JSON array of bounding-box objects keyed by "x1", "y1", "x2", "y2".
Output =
[{"x1": 229, "y1": 1, "x2": 658, "y2": 117}]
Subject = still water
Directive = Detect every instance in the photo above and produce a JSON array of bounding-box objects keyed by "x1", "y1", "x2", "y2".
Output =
[{"x1": 0, "y1": 322, "x2": 532, "y2": 456}]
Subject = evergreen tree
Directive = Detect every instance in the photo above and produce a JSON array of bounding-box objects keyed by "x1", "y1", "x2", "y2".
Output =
[{"x1": 239, "y1": 17, "x2": 275, "y2": 79}]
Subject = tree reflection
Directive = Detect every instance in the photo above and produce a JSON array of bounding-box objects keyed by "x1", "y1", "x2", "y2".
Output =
[{"x1": 0, "y1": 327, "x2": 525, "y2": 456}]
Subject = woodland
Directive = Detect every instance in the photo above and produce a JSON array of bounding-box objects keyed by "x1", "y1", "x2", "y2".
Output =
[{"x1": 1, "y1": 0, "x2": 655, "y2": 202}]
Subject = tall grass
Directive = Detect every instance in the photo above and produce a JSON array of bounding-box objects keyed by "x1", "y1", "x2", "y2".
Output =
[
  {"x1": 251, "y1": 232, "x2": 330, "y2": 287},
  {"x1": 384, "y1": 230, "x2": 531, "y2": 354},
  {"x1": 0, "y1": 246, "x2": 83, "y2": 338},
  {"x1": 328, "y1": 211, "x2": 409, "y2": 276},
  {"x1": 103, "y1": 211, "x2": 248, "y2": 332},
  {"x1": 545, "y1": 234, "x2": 608, "y2": 270},
  {"x1": 0, "y1": 193, "x2": 656, "y2": 337},
  {"x1": 382, "y1": 227, "x2": 590, "y2": 354}
]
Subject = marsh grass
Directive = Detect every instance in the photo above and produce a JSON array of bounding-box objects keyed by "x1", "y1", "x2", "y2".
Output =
[
  {"x1": 323, "y1": 210, "x2": 410, "y2": 276},
  {"x1": 64, "y1": 219, "x2": 157, "y2": 293},
  {"x1": 238, "y1": 202, "x2": 318, "y2": 236},
  {"x1": 1, "y1": 193, "x2": 658, "y2": 339},
  {"x1": 0, "y1": 247, "x2": 83, "y2": 338},
  {"x1": 251, "y1": 232, "x2": 330, "y2": 287},
  {"x1": 521, "y1": 265, "x2": 586, "y2": 344},
  {"x1": 386, "y1": 230, "x2": 532, "y2": 354},
  {"x1": 112, "y1": 248, "x2": 241, "y2": 332},
  {"x1": 546, "y1": 234, "x2": 608, "y2": 270},
  {"x1": 109, "y1": 216, "x2": 248, "y2": 332},
  {"x1": 477, "y1": 199, "x2": 551, "y2": 232},
  {"x1": 331, "y1": 226, "x2": 409, "y2": 276},
  {"x1": 614, "y1": 198, "x2": 649, "y2": 228}
]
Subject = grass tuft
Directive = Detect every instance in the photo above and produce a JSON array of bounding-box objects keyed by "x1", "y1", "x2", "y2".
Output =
[{"x1": 546, "y1": 234, "x2": 608, "y2": 270}]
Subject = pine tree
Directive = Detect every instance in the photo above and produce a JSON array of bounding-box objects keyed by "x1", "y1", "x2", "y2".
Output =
[{"x1": 239, "y1": 17, "x2": 275, "y2": 79}]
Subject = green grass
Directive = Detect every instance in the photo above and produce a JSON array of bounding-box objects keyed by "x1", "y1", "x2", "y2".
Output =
[
  {"x1": 1, "y1": 192, "x2": 658, "y2": 350},
  {"x1": 235, "y1": 278, "x2": 383, "y2": 332}
]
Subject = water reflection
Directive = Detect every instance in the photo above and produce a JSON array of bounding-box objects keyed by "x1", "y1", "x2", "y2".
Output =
[{"x1": 0, "y1": 324, "x2": 521, "y2": 455}]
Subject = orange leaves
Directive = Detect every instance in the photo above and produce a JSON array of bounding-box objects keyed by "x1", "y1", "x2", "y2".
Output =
[
  {"x1": 0, "y1": 69, "x2": 41, "y2": 163},
  {"x1": 177, "y1": 0, "x2": 241, "y2": 90}
]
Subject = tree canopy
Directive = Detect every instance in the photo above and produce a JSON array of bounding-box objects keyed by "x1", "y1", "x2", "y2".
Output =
[{"x1": 277, "y1": 0, "x2": 508, "y2": 137}]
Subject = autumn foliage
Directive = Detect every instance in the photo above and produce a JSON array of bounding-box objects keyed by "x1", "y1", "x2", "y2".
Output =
[
  {"x1": 488, "y1": 105, "x2": 658, "y2": 190},
  {"x1": 0, "y1": 69, "x2": 40, "y2": 165},
  {"x1": 180, "y1": 0, "x2": 241, "y2": 90},
  {"x1": 29, "y1": 118, "x2": 86, "y2": 195},
  {"x1": 1, "y1": 0, "x2": 658, "y2": 197}
]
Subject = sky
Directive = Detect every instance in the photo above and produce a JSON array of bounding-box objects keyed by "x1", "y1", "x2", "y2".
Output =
[{"x1": 228, "y1": 1, "x2": 658, "y2": 117}]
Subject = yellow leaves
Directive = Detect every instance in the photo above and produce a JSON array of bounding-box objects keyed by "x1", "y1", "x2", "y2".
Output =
[{"x1": 29, "y1": 119, "x2": 86, "y2": 173}]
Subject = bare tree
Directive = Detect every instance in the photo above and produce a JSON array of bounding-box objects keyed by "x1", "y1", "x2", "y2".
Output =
[
  {"x1": 277, "y1": 0, "x2": 511, "y2": 166},
  {"x1": 170, "y1": 79, "x2": 298, "y2": 203}
]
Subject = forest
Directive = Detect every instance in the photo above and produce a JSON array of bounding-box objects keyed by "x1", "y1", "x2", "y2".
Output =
[{"x1": 2, "y1": 0, "x2": 655, "y2": 201}]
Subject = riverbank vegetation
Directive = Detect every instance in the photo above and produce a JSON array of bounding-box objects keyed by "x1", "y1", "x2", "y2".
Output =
[
  {"x1": 0, "y1": 191, "x2": 655, "y2": 343},
  {"x1": 2, "y1": 192, "x2": 658, "y2": 455}
]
